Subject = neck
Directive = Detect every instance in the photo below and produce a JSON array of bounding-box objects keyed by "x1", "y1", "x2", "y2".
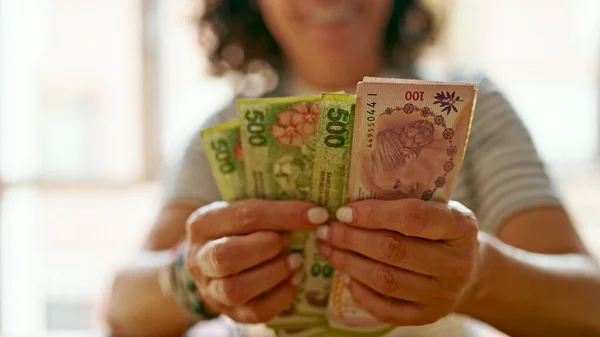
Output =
[{"x1": 287, "y1": 53, "x2": 383, "y2": 92}]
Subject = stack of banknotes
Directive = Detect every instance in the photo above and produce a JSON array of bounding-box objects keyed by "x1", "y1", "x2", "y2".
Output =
[{"x1": 201, "y1": 77, "x2": 478, "y2": 337}]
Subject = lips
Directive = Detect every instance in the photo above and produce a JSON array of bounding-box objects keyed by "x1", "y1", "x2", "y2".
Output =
[
  {"x1": 311, "y1": 6, "x2": 351, "y2": 24},
  {"x1": 299, "y1": 1, "x2": 356, "y2": 26}
]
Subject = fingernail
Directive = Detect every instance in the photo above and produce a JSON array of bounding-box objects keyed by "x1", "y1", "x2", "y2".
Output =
[
  {"x1": 291, "y1": 271, "x2": 303, "y2": 286},
  {"x1": 336, "y1": 207, "x2": 353, "y2": 223},
  {"x1": 307, "y1": 207, "x2": 329, "y2": 224},
  {"x1": 315, "y1": 225, "x2": 329, "y2": 240},
  {"x1": 318, "y1": 243, "x2": 333, "y2": 257},
  {"x1": 287, "y1": 253, "x2": 304, "y2": 270}
]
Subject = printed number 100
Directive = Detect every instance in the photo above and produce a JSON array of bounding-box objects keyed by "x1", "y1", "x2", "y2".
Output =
[{"x1": 405, "y1": 91, "x2": 425, "y2": 101}]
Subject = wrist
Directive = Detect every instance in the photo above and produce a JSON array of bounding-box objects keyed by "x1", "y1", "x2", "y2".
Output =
[
  {"x1": 160, "y1": 251, "x2": 220, "y2": 322},
  {"x1": 455, "y1": 231, "x2": 498, "y2": 315}
]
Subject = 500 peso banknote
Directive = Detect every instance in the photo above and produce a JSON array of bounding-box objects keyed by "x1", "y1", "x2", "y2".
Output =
[
  {"x1": 237, "y1": 95, "x2": 322, "y2": 251},
  {"x1": 201, "y1": 114, "x2": 326, "y2": 329},
  {"x1": 296, "y1": 93, "x2": 356, "y2": 317},
  {"x1": 237, "y1": 95, "x2": 328, "y2": 329},
  {"x1": 200, "y1": 119, "x2": 247, "y2": 202}
]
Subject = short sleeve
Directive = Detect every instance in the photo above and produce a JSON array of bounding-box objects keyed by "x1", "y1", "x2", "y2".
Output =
[
  {"x1": 466, "y1": 78, "x2": 562, "y2": 234},
  {"x1": 162, "y1": 105, "x2": 238, "y2": 206}
]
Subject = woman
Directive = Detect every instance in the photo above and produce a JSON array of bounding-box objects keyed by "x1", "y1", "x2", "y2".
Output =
[{"x1": 104, "y1": 1, "x2": 600, "y2": 336}]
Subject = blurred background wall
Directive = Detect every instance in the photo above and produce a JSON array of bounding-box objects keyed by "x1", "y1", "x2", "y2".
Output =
[{"x1": 0, "y1": 0, "x2": 598, "y2": 336}]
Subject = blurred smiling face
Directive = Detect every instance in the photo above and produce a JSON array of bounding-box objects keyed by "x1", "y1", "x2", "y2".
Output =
[{"x1": 257, "y1": 0, "x2": 393, "y2": 64}]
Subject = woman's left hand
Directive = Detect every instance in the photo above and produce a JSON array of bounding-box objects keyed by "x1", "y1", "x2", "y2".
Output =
[{"x1": 316, "y1": 198, "x2": 479, "y2": 326}]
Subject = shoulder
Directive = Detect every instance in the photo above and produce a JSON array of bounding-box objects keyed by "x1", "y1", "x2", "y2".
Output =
[
  {"x1": 202, "y1": 102, "x2": 237, "y2": 129},
  {"x1": 186, "y1": 102, "x2": 238, "y2": 150},
  {"x1": 445, "y1": 69, "x2": 508, "y2": 104},
  {"x1": 440, "y1": 70, "x2": 525, "y2": 139},
  {"x1": 167, "y1": 100, "x2": 238, "y2": 181},
  {"x1": 162, "y1": 101, "x2": 238, "y2": 205},
  {"x1": 413, "y1": 67, "x2": 513, "y2": 113}
]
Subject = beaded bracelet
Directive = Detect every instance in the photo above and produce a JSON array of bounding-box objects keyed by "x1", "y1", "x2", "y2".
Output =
[{"x1": 159, "y1": 248, "x2": 219, "y2": 322}]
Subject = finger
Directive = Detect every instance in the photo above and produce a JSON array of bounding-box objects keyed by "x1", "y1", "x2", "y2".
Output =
[
  {"x1": 205, "y1": 253, "x2": 304, "y2": 307},
  {"x1": 227, "y1": 277, "x2": 300, "y2": 324},
  {"x1": 348, "y1": 279, "x2": 440, "y2": 326},
  {"x1": 336, "y1": 199, "x2": 477, "y2": 241},
  {"x1": 196, "y1": 231, "x2": 291, "y2": 278},
  {"x1": 187, "y1": 199, "x2": 329, "y2": 242},
  {"x1": 316, "y1": 222, "x2": 470, "y2": 277},
  {"x1": 196, "y1": 288, "x2": 227, "y2": 317},
  {"x1": 317, "y1": 243, "x2": 444, "y2": 303}
]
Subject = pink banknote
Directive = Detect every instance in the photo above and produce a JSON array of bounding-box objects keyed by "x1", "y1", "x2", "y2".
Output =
[{"x1": 327, "y1": 77, "x2": 478, "y2": 331}]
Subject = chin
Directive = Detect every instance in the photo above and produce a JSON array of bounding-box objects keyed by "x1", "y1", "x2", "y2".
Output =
[{"x1": 303, "y1": 30, "x2": 357, "y2": 52}]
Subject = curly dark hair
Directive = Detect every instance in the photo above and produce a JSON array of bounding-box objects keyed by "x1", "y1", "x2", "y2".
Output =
[{"x1": 197, "y1": 0, "x2": 444, "y2": 75}]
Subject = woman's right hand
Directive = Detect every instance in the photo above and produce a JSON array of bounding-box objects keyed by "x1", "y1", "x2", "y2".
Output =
[{"x1": 184, "y1": 199, "x2": 329, "y2": 323}]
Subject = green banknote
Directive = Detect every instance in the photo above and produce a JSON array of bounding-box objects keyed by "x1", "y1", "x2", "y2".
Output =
[
  {"x1": 237, "y1": 94, "x2": 321, "y2": 250},
  {"x1": 268, "y1": 314, "x2": 325, "y2": 332},
  {"x1": 277, "y1": 326, "x2": 328, "y2": 337},
  {"x1": 310, "y1": 93, "x2": 356, "y2": 214},
  {"x1": 200, "y1": 119, "x2": 247, "y2": 202},
  {"x1": 237, "y1": 95, "x2": 323, "y2": 329},
  {"x1": 295, "y1": 93, "x2": 356, "y2": 317}
]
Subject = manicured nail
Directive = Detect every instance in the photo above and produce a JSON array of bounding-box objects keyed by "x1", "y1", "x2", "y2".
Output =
[
  {"x1": 315, "y1": 225, "x2": 330, "y2": 241},
  {"x1": 291, "y1": 271, "x2": 304, "y2": 286},
  {"x1": 287, "y1": 253, "x2": 304, "y2": 270},
  {"x1": 336, "y1": 207, "x2": 353, "y2": 223},
  {"x1": 307, "y1": 207, "x2": 329, "y2": 224}
]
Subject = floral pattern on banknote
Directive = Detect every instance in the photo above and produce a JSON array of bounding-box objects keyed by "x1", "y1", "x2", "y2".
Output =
[
  {"x1": 270, "y1": 101, "x2": 320, "y2": 147},
  {"x1": 434, "y1": 91, "x2": 463, "y2": 115},
  {"x1": 361, "y1": 104, "x2": 456, "y2": 200},
  {"x1": 272, "y1": 127, "x2": 318, "y2": 200}
]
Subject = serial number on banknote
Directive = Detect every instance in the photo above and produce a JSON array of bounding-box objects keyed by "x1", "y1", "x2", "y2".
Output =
[{"x1": 366, "y1": 102, "x2": 376, "y2": 148}]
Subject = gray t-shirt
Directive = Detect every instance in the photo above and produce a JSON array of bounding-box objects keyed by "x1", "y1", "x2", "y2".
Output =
[{"x1": 165, "y1": 71, "x2": 561, "y2": 336}]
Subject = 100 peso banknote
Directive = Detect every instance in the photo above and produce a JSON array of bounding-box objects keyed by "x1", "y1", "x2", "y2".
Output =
[{"x1": 326, "y1": 77, "x2": 477, "y2": 334}]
